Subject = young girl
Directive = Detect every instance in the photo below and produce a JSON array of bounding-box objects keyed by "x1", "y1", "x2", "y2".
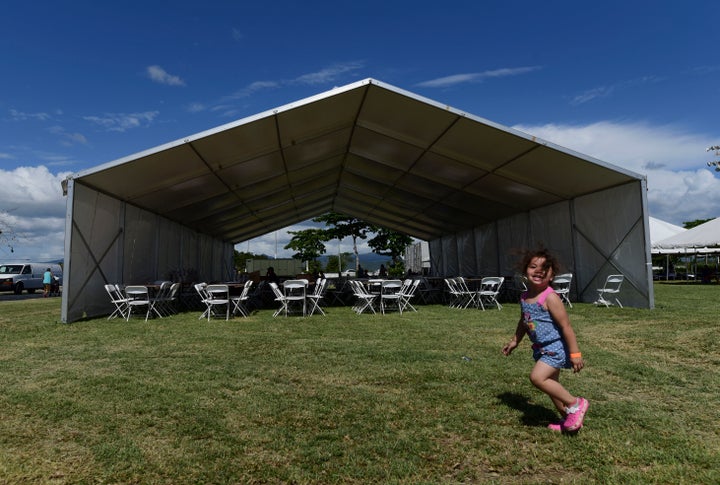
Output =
[{"x1": 502, "y1": 249, "x2": 588, "y2": 432}]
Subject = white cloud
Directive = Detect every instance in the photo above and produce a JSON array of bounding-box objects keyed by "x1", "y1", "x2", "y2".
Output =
[
  {"x1": 570, "y1": 76, "x2": 663, "y2": 105},
  {"x1": 186, "y1": 102, "x2": 206, "y2": 113},
  {"x1": 146, "y1": 65, "x2": 186, "y2": 86},
  {"x1": 83, "y1": 111, "x2": 159, "y2": 132},
  {"x1": 8, "y1": 109, "x2": 52, "y2": 121},
  {"x1": 293, "y1": 62, "x2": 365, "y2": 85},
  {"x1": 512, "y1": 121, "x2": 720, "y2": 225},
  {"x1": 416, "y1": 66, "x2": 541, "y2": 88},
  {"x1": 0, "y1": 166, "x2": 69, "y2": 260},
  {"x1": 48, "y1": 125, "x2": 88, "y2": 146}
]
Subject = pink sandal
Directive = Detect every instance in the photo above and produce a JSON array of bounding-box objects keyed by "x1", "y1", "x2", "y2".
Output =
[{"x1": 562, "y1": 397, "x2": 589, "y2": 432}]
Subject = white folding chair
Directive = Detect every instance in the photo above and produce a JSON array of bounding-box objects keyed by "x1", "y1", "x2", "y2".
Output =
[
  {"x1": 307, "y1": 278, "x2": 327, "y2": 316},
  {"x1": 477, "y1": 276, "x2": 504, "y2": 311},
  {"x1": 105, "y1": 284, "x2": 129, "y2": 320},
  {"x1": 444, "y1": 278, "x2": 464, "y2": 308},
  {"x1": 195, "y1": 283, "x2": 211, "y2": 319},
  {"x1": 380, "y1": 279, "x2": 403, "y2": 314},
  {"x1": 269, "y1": 282, "x2": 289, "y2": 317},
  {"x1": 399, "y1": 279, "x2": 421, "y2": 312},
  {"x1": 283, "y1": 279, "x2": 307, "y2": 317},
  {"x1": 205, "y1": 284, "x2": 230, "y2": 320},
  {"x1": 232, "y1": 280, "x2": 254, "y2": 317},
  {"x1": 513, "y1": 273, "x2": 528, "y2": 299},
  {"x1": 350, "y1": 280, "x2": 377, "y2": 314},
  {"x1": 552, "y1": 273, "x2": 573, "y2": 308},
  {"x1": 149, "y1": 281, "x2": 171, "y2": 317},
  {"x1": 124, "y1": 285, "x2": 153, "y2": 321},
  {"x1": 457, "y1": 277, "x2": 478, "y2": 308},
  {"x1": 595, "y1": 274, "x2": 625, "y2": 307}
]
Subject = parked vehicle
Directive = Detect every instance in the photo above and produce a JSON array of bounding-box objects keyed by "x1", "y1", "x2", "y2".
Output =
[{"x1": 0, "y1": 262, "x2": 63, "y2": 295}]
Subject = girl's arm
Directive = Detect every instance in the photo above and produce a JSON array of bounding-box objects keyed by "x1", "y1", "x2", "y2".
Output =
[
  {"x1": 546, "y1": 292, "x2": 584, "y2": 372},
  {"x1": 502, "y1": 313, "x2": 526, "y2": 356}
]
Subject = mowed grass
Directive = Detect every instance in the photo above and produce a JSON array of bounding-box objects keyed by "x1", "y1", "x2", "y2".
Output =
[{"x1": 0, "y1": 284, "x2": 718, "y2": 484}]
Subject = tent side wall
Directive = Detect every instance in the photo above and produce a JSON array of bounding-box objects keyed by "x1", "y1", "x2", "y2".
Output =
[
  {"x1": 429, "y1": 180, "x2": 653, "y2": 308},
  {"x1": 61, "y1": 180, "x2": 234, "y2": 323}
]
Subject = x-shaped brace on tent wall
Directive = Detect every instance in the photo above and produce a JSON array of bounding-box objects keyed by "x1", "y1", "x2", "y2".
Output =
[
  {"x1": 574, "y1": 216, "x2": 648, "y2": 301},
  {"x1": 67, "y1": 220, "x2": 124, "y2": 311}
]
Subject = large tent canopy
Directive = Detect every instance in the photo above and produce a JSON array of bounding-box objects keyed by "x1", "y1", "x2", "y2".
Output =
[
  {"x1": 61, "y1": 78, "x2": 653, "y2": 322},
  {"x1": 653, "y1": 217, "x2": 720, "y2": 251}
]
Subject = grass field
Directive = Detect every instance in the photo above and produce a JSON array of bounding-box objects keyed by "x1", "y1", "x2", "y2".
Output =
[{"x1": 0, "y1": 284, "x2": 718, "y2": 484}]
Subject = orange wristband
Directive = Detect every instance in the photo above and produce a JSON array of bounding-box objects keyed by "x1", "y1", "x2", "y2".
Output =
[{"x1": 570, "y1": 352, "x2": 582, "y2": 359}]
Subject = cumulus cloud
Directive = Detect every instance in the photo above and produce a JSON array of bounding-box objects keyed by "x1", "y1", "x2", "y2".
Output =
[
  {"x1": 146, "y1": 65, "x2": 186, "y2": 86},
  {"x1": 512, "y1": 121, "x2": 719, "y2": 224},
  {"x1": 0, "y1": 166, "x2": 69, "y2": 260},
  {"x1": 416, "y1": 66, "x2": 541, "y2": 88}
]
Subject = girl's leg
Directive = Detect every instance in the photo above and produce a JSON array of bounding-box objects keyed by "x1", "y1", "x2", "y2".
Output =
[{"x1": 529, "y1": 361, "x2": 576, "y2": 410}]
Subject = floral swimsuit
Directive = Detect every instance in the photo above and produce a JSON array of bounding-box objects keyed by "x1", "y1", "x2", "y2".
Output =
[{"x1": 520, "y1": 286, "x2": 570, "y2": 369}]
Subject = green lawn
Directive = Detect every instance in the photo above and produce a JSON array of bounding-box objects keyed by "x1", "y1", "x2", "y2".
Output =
[{"x1": 0, "y1": 284, "x2": 718, "y2": 484}]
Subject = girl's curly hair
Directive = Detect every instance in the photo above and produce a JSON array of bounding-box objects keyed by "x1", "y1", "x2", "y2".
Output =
[{"x1": 518, "y1": 247, "x2": 562, "y2": 275}]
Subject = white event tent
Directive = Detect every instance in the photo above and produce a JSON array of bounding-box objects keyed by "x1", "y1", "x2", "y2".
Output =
[
  {"x1": 60, "y1": 79, "x2": 654, "y2": 322},
  {"x1": 649, "y1": 217, "x2": 686, "y2": 247},
  {"x1": 653, "y1": 217, "x2": 720, "y2": 253}
]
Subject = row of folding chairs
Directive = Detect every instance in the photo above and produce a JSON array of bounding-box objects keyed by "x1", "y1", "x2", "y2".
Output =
[
  {"x1": 193, "y1": 281, "x2": 254, "y2": 320},
  {"x1": 444, "y1": 277, "x2": 505, "y2": 310},
  {"x1": 268, "y1": 278, "x2": 329, "y2": 317},
  {"x1": 349, "y1": 278, "x2": 421, "y2": 315},
  {"x1": 104, "y1": 282, "x2": 181, "y2": 322}
]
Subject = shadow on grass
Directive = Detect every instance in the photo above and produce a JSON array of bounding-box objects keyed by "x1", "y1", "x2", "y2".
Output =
[{"x1": 497, "y1": 392, "x2": 557, "y2": 427}]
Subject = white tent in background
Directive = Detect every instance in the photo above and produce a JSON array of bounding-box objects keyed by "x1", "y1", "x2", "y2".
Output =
[
  {"x1": 649, "y1": 217, "x2": 686, "y2": 246},
  {"x1": 653, "y1": 217, "x2": 720, "y2": 249}
]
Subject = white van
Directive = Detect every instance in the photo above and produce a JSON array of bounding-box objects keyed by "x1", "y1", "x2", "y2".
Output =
[{"x1": 0, "y1": 262, "x2": 63, "y2": 295}]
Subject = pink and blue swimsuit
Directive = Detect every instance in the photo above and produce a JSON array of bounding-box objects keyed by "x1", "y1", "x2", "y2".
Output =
[{"x1": 520, "y1": 286, "x2": 571, "y2": 369}]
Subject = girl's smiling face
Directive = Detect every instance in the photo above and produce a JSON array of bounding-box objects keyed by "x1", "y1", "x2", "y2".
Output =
[{"x1": 525, "y1": 256, "x2": 554, "y2": 289}]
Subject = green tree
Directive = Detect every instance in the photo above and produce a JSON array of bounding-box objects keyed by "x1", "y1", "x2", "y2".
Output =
[
  {"x1": 313, "y1": 212, "x2": 376, "y2": 272},
  {"x1": 683, "y1": 218, "x2": 714, "y2": 229},
  {"x1": 325, "y1": 252, "x2": 353, "y2": 274},
  {"x1": 368, "y1": 228, "x2": 413, "y2": 276},
  {"x1": 284, "y1": 228, "x2": 327, "y2": 269}
]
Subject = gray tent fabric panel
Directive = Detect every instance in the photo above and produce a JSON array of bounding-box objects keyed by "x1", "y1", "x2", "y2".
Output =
[
  {"x1": 458, "y1": 229, "x2": 477, "y2": 276},
  {"x1": 429, "y1": 238, "x2": 443, "y2": 277},
  {"x1": 529, "y1": 202, "x2": 575, "y2": 294},
  {"x1": 123, "y1": 204, "x2": 158, "y2": 285},
  {"x1": 62, "y1": 181, "x2": 234, "y2": 323},
  {"x1": 497, "y1": 213, "x2": 531, "y2": 275},
  {"x1": 157, "y1": 217, "x2": 183, "y2": 280},
  {"x1": 573, "y1": 181, "x2": 650, "y2": 307},
  {"x1": 427, "y1": 180, "x2": 651, "y2": 308},
  {"x1": 63, "y1": 182, "x2": 127, "y2": 321},
  {"x1": 441, "y1": 234, "x2": 460, "y2": 276},
  {"x1": 474, "y1": 223, "x2": 499, "y2": 276}
]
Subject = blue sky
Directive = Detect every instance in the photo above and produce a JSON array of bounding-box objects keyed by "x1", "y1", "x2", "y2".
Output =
[{"x1": 1, "y1": 1, "x2": 719, "y2": 261}]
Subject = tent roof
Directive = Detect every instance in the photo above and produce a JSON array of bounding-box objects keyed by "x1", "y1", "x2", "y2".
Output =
[
  {"x1": 649, "y1": 217, "x2": 686, "y2": 245},
  {"x1": 71, "y1": 78, "x2": 643, "y2": 243},
  {"x1": 654, "y1": 217, "x2": 720, "y2": 249}
]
